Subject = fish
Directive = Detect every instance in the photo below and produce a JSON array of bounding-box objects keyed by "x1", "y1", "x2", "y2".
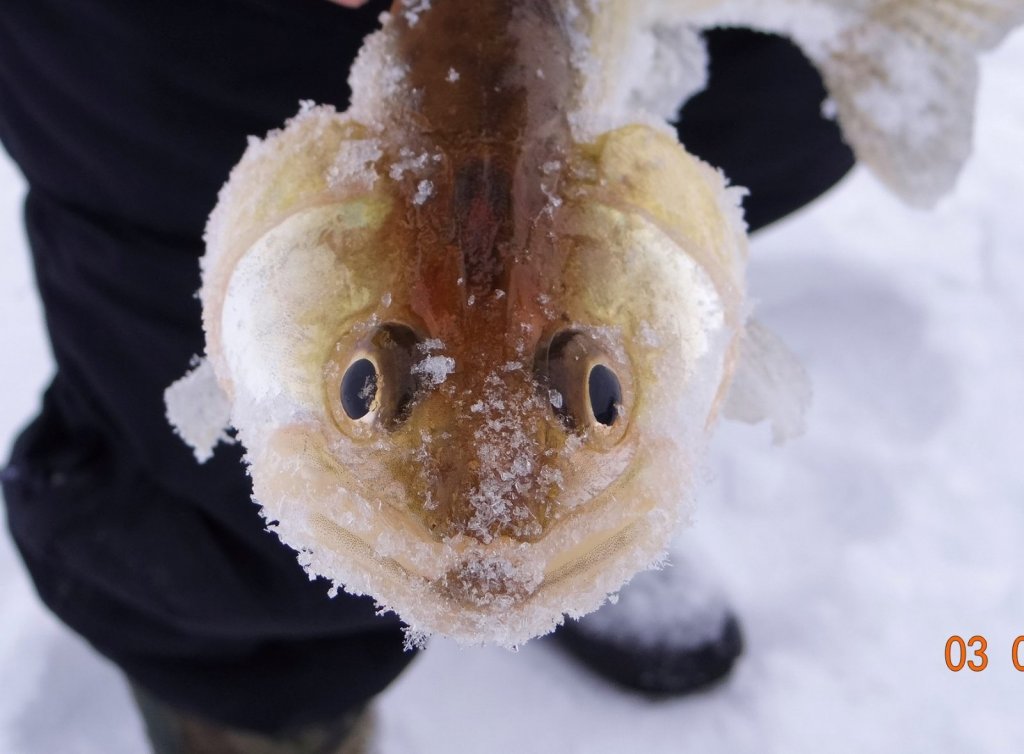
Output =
[{"x1": 165, "y1": 0, "x2": 1023, "y2": 646}]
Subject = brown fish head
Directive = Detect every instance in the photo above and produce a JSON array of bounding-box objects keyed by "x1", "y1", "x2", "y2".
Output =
[
  {"x1": 251, "y1": 127, "x2": 744, "y2": 643},
  {"x1": 203, "y1": 2, "x2": 748, "y2": 644}
]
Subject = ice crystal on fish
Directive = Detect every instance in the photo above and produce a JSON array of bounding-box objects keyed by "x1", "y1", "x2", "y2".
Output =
[
  {"x1": 413, "y1": 179, "x2": 434, "y2": 205},
  {"x1": 412, "y1": 354, "x2": 455, "y2": 386},
  {"x1": 326, "y1": 139, "x2": 383, "y2": 191},
  {"x1": 164, "y1": 358, "x2": 232, "y2": 463},
  {"x1": 389, "y1": 148, "x2": 434, "y2": 181},
  {"x1": 403, "y1": 0, "x2": 432, "y2": 28}
]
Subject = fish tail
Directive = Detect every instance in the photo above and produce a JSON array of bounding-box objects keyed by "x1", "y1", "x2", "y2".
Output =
[
  {"x1": 786, "y1": 0, "x2": 1024, "y2": 206},
  {"x1": 595, "y1": 0, "x2": 1024, "y2": 206}
]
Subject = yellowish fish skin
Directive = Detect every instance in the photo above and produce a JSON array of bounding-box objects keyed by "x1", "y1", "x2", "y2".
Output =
[{"x1": 199, "y1": 0, "x2": 749, "y2": 646}]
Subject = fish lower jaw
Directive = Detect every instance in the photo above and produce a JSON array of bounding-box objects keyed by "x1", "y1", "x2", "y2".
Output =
[{"x1": 303, "y1": 504, "x2": 669, "y2": 647}]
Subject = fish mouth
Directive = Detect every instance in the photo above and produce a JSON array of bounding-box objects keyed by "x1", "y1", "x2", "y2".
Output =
[
  {"x1": 308, "y1": 507, "x2": 649, "y2": 622},
  {"x1": 258, "y1": 426, "x2": 667, "y2": 645},
  {"x1": 311, "y1": 508, "x2": 644, "y2": 599},
  {"x1": 290, "y1": 450, "x2": 665, "y2": 645}
]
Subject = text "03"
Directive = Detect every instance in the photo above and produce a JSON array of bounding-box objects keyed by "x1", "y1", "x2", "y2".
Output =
[{"x1": 945, "y1": 635, "x2": 1024, "y2": 672}]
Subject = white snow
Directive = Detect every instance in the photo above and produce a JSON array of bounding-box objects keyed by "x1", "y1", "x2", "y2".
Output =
[
  {"x1": 0, "y1": 28, "x2": 1022, "y2": 754},
  {"x1": 402, "y1": 0, "x2": 432, "y2": 28},
  {"x1": 326, "y1": 138, "x2": 383, "y2": 191},
  {"x1": 163, "y1": 357, "x2": 233, "y2": 462},
  {"x1": 412, "y1": 179, "x2": 434, "y2": 205},
  {"x1": 571, "y1": 552, "x2": 732, "y2": 650},
  {"x1": 411, "y1": 354, "x2": 455, "y2": 387}
]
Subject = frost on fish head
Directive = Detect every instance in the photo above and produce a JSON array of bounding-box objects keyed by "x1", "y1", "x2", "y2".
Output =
[
  {"x1": 201, "y1": 116, "x2": 746, "y2": 646},
  {"x1": 168, "y1": 0, "x2": 1024, "y2": 646},
  {"x1": 182, "y1": 2, "x2": 748, "y2": 647}
]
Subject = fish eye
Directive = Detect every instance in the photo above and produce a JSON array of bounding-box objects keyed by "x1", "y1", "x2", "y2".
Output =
[
  {"x1": 537, "y1": 329, "x2": 630, "y2": 443},
  {"x1": 341, "y1": 358, "x2": 377, "y2": 420},
  {"x1": 588, "y1": 364, "x2": 621, "y2": 426},
  {"x1": 326, "y1": 322, "x2": 424, "y2": 433}
]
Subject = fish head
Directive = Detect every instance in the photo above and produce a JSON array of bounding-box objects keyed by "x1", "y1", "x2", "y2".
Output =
[{"x1": 205, "y1": 109, "x2": 746, "y2": 644}]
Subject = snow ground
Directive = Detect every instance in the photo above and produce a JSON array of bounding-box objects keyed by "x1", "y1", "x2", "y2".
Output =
[{"x1": 1, "y1": 31, "x2": 1022, "y2": 754}]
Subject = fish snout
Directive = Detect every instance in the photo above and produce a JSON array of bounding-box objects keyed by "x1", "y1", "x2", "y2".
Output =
[{"x1": 410, "y1": 371, "x2": 561, "y2": 544}]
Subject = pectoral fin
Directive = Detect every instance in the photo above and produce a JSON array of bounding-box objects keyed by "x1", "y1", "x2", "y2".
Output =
[
  {"x1": 723, "y1": 319, "x2": 811, "y2": 444},
  {"x1": 164, "y1": 357, "x2": 234, "y2": 463}
]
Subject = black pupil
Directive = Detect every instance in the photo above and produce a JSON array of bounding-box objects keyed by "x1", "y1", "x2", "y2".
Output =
[
  {"x1": 341, "y1": 359, "x2": 377, "y2": 420},
  {"x1": 588, "y1": 364, "x2": 621, "y2": 426}
]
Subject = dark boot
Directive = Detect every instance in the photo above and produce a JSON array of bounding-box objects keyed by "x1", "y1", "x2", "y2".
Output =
[
  {"x1": 130, "y1": 683, "x2": 375, "y2": 754},
  {"x1": 554, "y1": 554, "x2": 743, "y2": 696}
]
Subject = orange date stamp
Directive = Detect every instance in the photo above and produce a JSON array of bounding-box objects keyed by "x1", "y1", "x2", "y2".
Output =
[{"x1": 945, "y1": 635, "x2": 1024, "y2": 672}]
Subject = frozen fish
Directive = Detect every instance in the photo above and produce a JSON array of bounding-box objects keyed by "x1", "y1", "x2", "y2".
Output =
[{"x1": 166, "y1": 0, "x2": 1023, "y2": 646}]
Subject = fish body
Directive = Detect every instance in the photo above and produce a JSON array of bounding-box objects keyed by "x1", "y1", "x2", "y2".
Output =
[{"x1": 167, "y1": 0, "x2": 1023, "y2": 645}]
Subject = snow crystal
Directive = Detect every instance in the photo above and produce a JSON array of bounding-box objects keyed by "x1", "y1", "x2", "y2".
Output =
[
  {"x1": 445, "y1": 555, "x2": 543, "y2": 611},
  {"x1": 326, "y1": 139, "x2": 383, "y2": 191},
  {"x1": 540, "y1": 182, "x2": 563, "y2": 213},
  {"x1": 413, "y1": 179, "x2": 434, "y2": 205},
  {"x1": 389, "y1": 148, "x2": 433, "y2": 181},
  {"x1": 345, "y1": 18, "x2": 411, "y2": 128},
  {"x1": 455, "y1": 370, "x2": 555, "y2": 543},
  {"x1": 419, "y1": 338, "x2": 444, "y2": 352},
  {"x1": 403, "y1": 0, "x2": 431, "y2": 28},
  {"x1": 412, "y1": 354, "x2": 455, "y2": 386},
  {"x1": 446, "y1": 67, "x2": 460, "y2": 83},
  {"x1": 357, "y1": 374, "x2": 377, "y2": 402},
  {"x1": 164, "y1": 357, "x2": 233, "y2": 463},
  {"x1": 820, "y1": 96, "x2": 838, "y2": 121}
]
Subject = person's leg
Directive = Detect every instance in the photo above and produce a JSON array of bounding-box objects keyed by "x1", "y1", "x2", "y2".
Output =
[
  {"x1": 0, "y1": 0, "x2": 412, "y2": 743},
  {"x1": 2, "y1": 373, "x2": 417, "y2": 739},
  {"x1": 678, "y1": 28, "x2": 856, "y2": 232}
]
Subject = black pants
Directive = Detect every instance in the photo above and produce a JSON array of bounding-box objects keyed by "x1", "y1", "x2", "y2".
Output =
[{"x1": 0, "y1": 0, "x2": 852, "y2": 735}]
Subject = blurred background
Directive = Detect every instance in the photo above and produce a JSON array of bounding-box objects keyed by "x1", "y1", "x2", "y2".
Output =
[{"x1": 1, "y1": 28, "x2": 1022, "y2": 754}]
